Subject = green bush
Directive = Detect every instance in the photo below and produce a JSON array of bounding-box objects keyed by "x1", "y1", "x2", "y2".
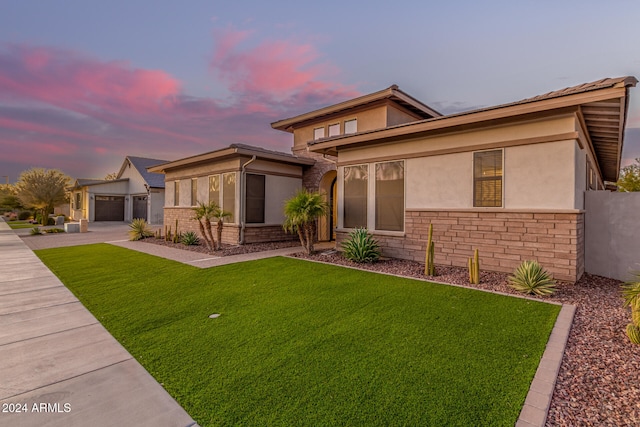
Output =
[
  {"x1": 30, "y1": 227, "x2": 42, "y2": 235},
  {"x1": 181, "y1": 231, "x2": 200, "y2": 246},
  {"x1": 622, "y1": 273, "x2": 640, "y2": 345},
  {"x1": 18, "y1": 211, "x2": 32, "y2": 220},
  {"x1": 128, "y1": 218, "x2": 154, "y2": 241},
  {"x1": 508, "y1": 260, "x2": 556, "y2": 296},
  {"x1": 341, "y1": 228, "x2": 381, "y2": 263},
  {"x1": 44, "y1": 228, "x2": 65, "y2": 233}
]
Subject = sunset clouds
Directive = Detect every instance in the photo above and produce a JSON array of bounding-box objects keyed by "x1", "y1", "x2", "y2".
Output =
[{"x1": 0, "y1": 30, "x2": 358, "y2": 180}]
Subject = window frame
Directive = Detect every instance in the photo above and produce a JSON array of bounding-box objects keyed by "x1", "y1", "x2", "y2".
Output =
[
  {"x1": 472, "y1": 149, "x2": 504, "y2": 208},
  {"x1": 313, "y1": 126, "x2": 325, "y2": 140},
  {"x1": 344, "y1": 118, "x2": 357, "y2": 134},
  {"x1": 191, "y1": 178, "x2": 198, "y2": 206},
  {"x1": 174, "y1": 180, "x2": 180, "y2": 206},
  {"x1": 222, "y1": 172, "x2": 236, "y2": 223},
  {"x1": 245, "y1": 173, "x2": 265, "y2": 224},
  {"x1": 209, "y1": 174, "x2": 220, "y2": 207},
  {"x1": 342, "y1": 163, "x2": 368, "y2": 229},
  {"x1": 374, "y1": 160, "x2": 405, "y2": 232},
  {"x1": 328, "y1": 123, "x2": 340, "y2": 137}
]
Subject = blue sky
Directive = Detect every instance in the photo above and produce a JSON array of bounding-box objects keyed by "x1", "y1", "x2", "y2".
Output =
[{"x1": 1, "y1": 0, "x2": 639, "y2": 182}]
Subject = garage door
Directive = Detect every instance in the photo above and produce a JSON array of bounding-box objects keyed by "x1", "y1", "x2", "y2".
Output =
[{"x1": 95, "y1": 196, "x2": 125, "y2": 221}]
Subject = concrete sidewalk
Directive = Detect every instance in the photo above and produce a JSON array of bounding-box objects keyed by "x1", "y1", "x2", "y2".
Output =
[{"x1": 0, "y1": 219, "x2": 197, "y2": 427}]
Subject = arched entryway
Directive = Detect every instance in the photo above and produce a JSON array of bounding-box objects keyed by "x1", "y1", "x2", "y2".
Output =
[{"x1": 318, "y1": 170, "x2": 337, "y2": 241}]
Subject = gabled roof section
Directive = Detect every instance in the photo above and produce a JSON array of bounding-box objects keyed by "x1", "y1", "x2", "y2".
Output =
[
  {"x1": 309, "y1": 76, "x2": 637, "y2": 183},
  {"x1": 118, "y1": 156, "x2": 168, "y2": 188},
  {"x1": 147, "y1": 143, "x2": 315, "y2": 174},
  {"x1": 271, "y1": 85, "x2": 441, "y2": 132},
  {"x1": 67, "y1": 178, "x2": 129, "y2": 191}
]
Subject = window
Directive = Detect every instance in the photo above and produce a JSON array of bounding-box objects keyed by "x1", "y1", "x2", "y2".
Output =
[
  {"x1": 344, "y1": 118, "x2": 357, "y2": 134},
  {"x1": 174, "y1": 180, "x2": 180, "y2": 206},
  {"x1": 209, "y1": 175, "x2": 220, "y2": 206},
  {"x1": 328, "y1": 123, "x2": 340, "y2": 137},
  {"x1": 191, "y1": 178, "x2": 197, "y2": 206},
  {"x1": 245, "y1": 174, "x2": 265, "y2": 223},
  {"x1": 473, "y1": 150, "x2": 503, "y2": 207},
  {"x1": 223, "y1": 172, "x2": 236, "y2": 222},
  {"x1": 74, "y1": 192, "x2": 82, "y2": 210},
  {"x1": 343, "y1": 165, "x2": 368, "y2": 228},
  {"x1": 314, "y1": 127, "x2": 325, "y2": 140},
  {"x1": 375, "y1": 161, "x2": 404, "y2": 231}
]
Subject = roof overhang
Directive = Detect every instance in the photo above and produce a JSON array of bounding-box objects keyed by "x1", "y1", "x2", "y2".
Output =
[
  {"x1": 309, "y1": 77, "x2": 637, "y2": 182},
  {"x1": 67, "y1": 178, "x2": 129, "y2": 191},
  {"x1": 147, "y1": 144, "x2": 315, "y2": 174},
  {"x1": 271, "y1": 85, "x2": 441, "y2": 132}
]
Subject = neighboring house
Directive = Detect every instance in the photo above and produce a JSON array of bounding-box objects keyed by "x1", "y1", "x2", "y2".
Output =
[
  {"x1": 68, "y1": 156, "x2": 167, "y2": 224},
  {"x1": 147, "y1": 144, "x2": 314, "y2": 244},
  {"x1": 285, "y1": 77, "x2": 636, "y2": 282}
]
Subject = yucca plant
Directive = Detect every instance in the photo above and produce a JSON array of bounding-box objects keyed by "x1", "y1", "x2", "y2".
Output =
[
  {"x1": 128, "y1": 218, "x2": 154, "y2": 241},
  {"x1": 181, "y1": 231, "x2": 200, "y2": 246},
  {"x1": 508, "y1": 260, "x2": 556, "y2": 296},
  {"x1": 622, "y1": 272, "x2": 640, "y2": 345},
  {"x1": 341, "y1": 228, "x2": 381, "y2": 263},
  {"x1": 30, "y1": 227, "x2": 42, "y2": 235}
]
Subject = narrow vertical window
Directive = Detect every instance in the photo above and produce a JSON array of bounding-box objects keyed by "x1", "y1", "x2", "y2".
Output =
[
  {"x1": 473, "y1": 150, "x2": 503, "y2": 207},
  {"x1": 191, "y1": 178, "x2": 198, "y2": 206},
  {"x1": 343, "y1": 165, "x2": 368, "y2": 228},
  {"x1": 223, "y1": 172, "x2": 236, "y2": 222},
  {"x1": 75, "y1": 193, "x2": 82, "y2": 209},
  {"x1": 209, "y1": 175, "x2": 220, "y2": 206},
  {"x1": 344, "y1": 119, "x2": 357, "y2": 134},
  {"x1": 245, "y1": 174, "x2": 265, "y2": 223},
  {"x1": 314, "y1": 127, "x2": 325, "y2": 140},
  {"x1": 174, "y1": 180, "x2": 180, "y2": 206},
  {"x1": 375, "y1": 161, "x2": 404, "y2": 231},
  {"x1": 328, "y1": 123, "x2": 340, "y2": 137}
]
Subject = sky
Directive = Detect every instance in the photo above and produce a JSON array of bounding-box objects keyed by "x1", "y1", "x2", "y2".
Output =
[{"x1": 1, "y1": 0, "x2": 639, "y2": 183}]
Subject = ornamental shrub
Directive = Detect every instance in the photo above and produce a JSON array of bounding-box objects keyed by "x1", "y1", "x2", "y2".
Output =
[{"x1": 341, "y1": 228, "x2": 381, "y2": 263}]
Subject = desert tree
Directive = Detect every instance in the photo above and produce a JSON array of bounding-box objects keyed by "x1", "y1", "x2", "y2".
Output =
[
  {"x1": 617, "y1": 158, "x2": 640, "y2": 192},
  {"x1": 16, "y1": 168, "x2": 71, "y2": 225}
]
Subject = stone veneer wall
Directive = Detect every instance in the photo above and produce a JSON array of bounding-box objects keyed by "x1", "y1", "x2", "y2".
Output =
[
  {"x1": 292, "y1": 148, "x2": 336, "y2": 191},
  {"x1": 163, "y1": 207, "x2": 295, "y2": 245},
  {"x1": 336, "y1": 210, "x2": 584, "y2": 282}
]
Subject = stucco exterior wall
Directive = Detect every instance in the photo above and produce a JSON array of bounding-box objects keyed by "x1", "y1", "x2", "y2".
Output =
[
  {"x1": 406, "y1": 153, "x2": 472, "y2": 209},
  {"x1": 387, "y1": 104, "x2": 422, "y2": 127},
  {"x1": 149, "y1": 189, "x2": 164, "y2": 224},
  {"x1": 119, "y1": 163, "x2": 147, "y2": 194},
  {"x1": 264, "y1": 175, "x2": 302, "y2": 224},
  {"x1": 585, "y1": 191, "x2": 640, "y2": 281}
]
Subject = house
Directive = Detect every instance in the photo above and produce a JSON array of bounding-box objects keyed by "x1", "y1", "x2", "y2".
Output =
[
  {"x1": 147, "y1": 144, "x2": 315, "y2": 244},
  {"x1": 68, "y1": 156, "x2": 167, "y2": 224},
  {"x1": 152, "y1": 77, "x2": 636, "y2": 282},
  {"x1": 278, "y1": 77, "x2": 636, "y2": 282}
]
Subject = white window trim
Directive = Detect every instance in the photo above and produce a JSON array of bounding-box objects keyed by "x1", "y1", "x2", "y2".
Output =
[
  {"x1": 328, "y1": 122, "x2": 340, "y2": 137},
  {"x1": 344, "y1": 118, "x2": 357, "y2": 134},
  {"x1": 373, "y1": 160, "x2": 406, "y2": 233},
  {"x1": 313, "y1": 126, "x2": 325, "y2": 140},
  {"x1": 341, "y1": 163, "x2": 368, "y2": 230}
]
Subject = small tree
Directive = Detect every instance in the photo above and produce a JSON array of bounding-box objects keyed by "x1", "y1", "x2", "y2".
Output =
[
  {"x1": 104, "y1": 172, "x2": 118, "y2": 181},
  {"x1": 16, "y1": 168, "x2": 70, "y2": 225},
  {"x1": 212, "y1": 206, "x2": 232, "y2": 250},
  {"x1": 192, "y1": 201, "x2": 216, "y2": 251},
  {"x1": 283, "y1": 189, "x2": 328, "y2": 255},
  {"x1": 617, "y1": 158, "x2": 640, "y2": 192}
]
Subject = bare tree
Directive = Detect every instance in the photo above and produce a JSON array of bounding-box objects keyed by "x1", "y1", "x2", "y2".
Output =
[{"x1": 16, "y1": 168, "x2": 71, "y2": 225}]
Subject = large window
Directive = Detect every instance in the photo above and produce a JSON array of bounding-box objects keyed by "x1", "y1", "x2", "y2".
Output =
[
  {"x1": 191, "y1": 178, "x2": 197, "y2": 206},
  {"x1": 245, "y1": 174, "x2": 265, "y2": 223},
  {"x1": 473, "y1": 150, "x2": 503, "y2": 207},
  {"x1": 343, "y1": 165, "x2": 368, "y2": 228},
  {"x1": 344, "y1": 118, "x2": 357, "y2": 134},
  {"x1": 209, "y1": 175, "x2": 220, "y2": 206},
  {"x1": 375, "y1": 161, "x2": 404, "y2": 231},
  {"x1": 174, "y1": 180, "x2": 180, "y2": 206},
  {"x1": 223, "y1": 172, "x2": 236, "y2": 222}
]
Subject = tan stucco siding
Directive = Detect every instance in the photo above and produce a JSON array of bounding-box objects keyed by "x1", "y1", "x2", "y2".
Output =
[
  {"x1": 387, "y1": 104, "x2": 421, "y2": 127},
  {"x1": 573, "y1": 142, "x2": 587, "y2": 210},
  {"x1": 264, "y1": 175, "x2": 302, "y2": 224},
  {"x1": 245, "y1": 159, "x2": 303, "y2": 177},
  {"x1": 406, "y1": 153, "x2": 472, "y2": 209},
  {"x1": 338, "y1": 115, "x2": 576, "y2": 164},
  {"x1": 293, "y1": 105, "x2": 389, "y2": 149},
  {"x1": 504, "y1": 140, "x2": 577, "y2": 210},
  {"x1": 165, "y1": 181, "x2": 174, "y2": 206},
  {"x1": 86, "y1": 181, "x2": 129, "y2": 194},
  {"x1": 163, "y1": 159, "x2": 241, "y2": 181}
]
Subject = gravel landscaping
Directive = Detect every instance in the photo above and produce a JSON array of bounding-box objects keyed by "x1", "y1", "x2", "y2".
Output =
[
  {"x1": 140, "y1": 237, "x2": 300, "y2": 257},
  {"x1": 142, "y1": 238, "x2": 640, "y2": 425}
]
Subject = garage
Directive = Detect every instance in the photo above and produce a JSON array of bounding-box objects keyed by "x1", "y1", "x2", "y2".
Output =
[{"x1": 95, "y1": 196, "x2": 125, "y2": 221}]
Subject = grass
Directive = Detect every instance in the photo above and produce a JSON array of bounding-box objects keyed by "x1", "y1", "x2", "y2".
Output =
[
  {"x1": 6, "y1": 220, "x2": 39, "y2": 229},
  {"x1": 36, "y1": 244, "x2": 560, "y2": 426}
]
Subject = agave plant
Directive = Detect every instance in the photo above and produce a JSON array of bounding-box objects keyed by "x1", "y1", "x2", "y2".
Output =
[
  {"x1": 128, "y1": 218, "x2": 154, "y2": 241},
  {"x1": 341, "y1": 227, "x2": 381, "y2": 263},
  {"x1": 181, "y1": 231, "x2": 200, "y2": 246},
  {"x1": 622, "y1": 272, "x2": 640, "y2": 345},
  {"x1": 30, "y1": 226, "x2": 42, "y2": 235},
  {"x1": 508, "y1": 260, "x2": 556, "y2": 296}
]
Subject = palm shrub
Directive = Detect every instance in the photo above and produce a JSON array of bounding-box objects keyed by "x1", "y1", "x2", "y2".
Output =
[
  {"x1": 341, "y1": 227, "x2": 381, "y2": 263},
  {"x1": 283, "y1": 189, "x2": 328, "y2": 254},
  {"x1": 212, "y1": 207, "x2": 232, "y2": 250},
  {"x1": 622, "y1": 272, "x2": 640, "y2": 345},
  {"x1": 192, "y1": 201, "x2": 216, "y2": 251},
  {"x1": 181, "y1": 231, "x2": 200, "y2": 246},
  {"x1": 508, "y1": 260, "x2": 556, "y2": 296},
  {"x1": 128, "y1": 218, "x2": 154, "y2": 241}
]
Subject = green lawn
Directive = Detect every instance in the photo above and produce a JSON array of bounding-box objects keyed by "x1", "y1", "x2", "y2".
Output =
[
  {"x1": 7, "y1": 220, "x2": 38, "y2": 229},
  {"x1": 36, "y1": 244, "x2": 560, "y2": 426}
]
